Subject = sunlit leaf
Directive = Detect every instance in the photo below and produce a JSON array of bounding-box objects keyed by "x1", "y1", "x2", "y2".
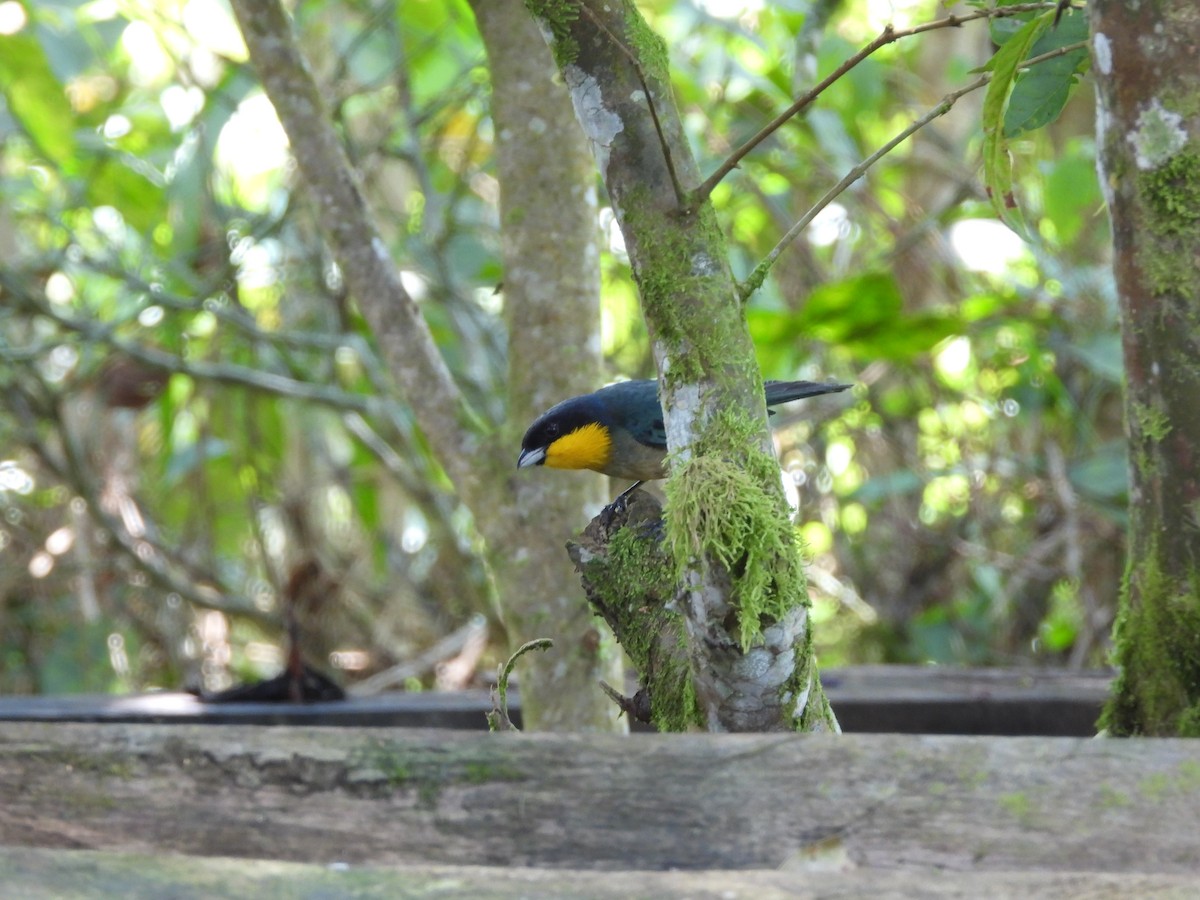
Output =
[
  {"x1": 841, "y1": 313, "x2": 961, "y2": 362},
  {"x1": 87, "y1": 158, "x2": 165, "y2": 234},
  {"x1": 0, "y1": 32, "x2": 77, "y2": 168},
  {"x1": 960, "y1": 292, "x2": 1016, "y2": 322},
  {"x1": 797, "y1": 272, "x2": 904, "y2": 335}
]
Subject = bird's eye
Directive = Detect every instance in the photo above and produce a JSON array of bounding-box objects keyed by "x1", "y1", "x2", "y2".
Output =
[{"x1": 545, "y1": 423, "x2": 560, "y2": 439}]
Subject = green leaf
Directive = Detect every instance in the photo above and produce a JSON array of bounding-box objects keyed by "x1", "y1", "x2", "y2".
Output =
[
  {"x1": 796, "y1": 272, "x2": 903, "y2": 336},
  {"x1": 1039, "y1": 580, "x2": 1083, "y2": 653},
  {"x1": 0, "y1": 32, "x2": 77, "y2": 168},
  {"x1": 759, "y1": 273, "x2": 964, "y2": 363},
  {"x1": 981, "y1": 12, "x2": 1052, "y2": 240},
  {"x1": 1004, "y1": 11, "x2": 1091, "y2": 137},
  {"x1": 354, "y1": 479, "x2": 380, "y2": 535},
  {"x1": 960, "y1": 292, "x2": 1016, "y2": 322},
  {"x1": 989, "y1": 13, "x2": 1036, "y2": 47}
]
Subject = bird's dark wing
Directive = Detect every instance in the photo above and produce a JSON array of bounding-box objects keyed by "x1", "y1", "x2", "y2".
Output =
[
  {"x1": 597, "y1": 380, "x2": 668, "y2": 450},
  {"x1": 637, "y1": 413, "x2": 667, "y2": 449},
  {"x1": 592, "y1": 379, "x2": 849, "y2": 452}
]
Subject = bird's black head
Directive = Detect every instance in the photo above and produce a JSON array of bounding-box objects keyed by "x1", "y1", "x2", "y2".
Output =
[{"x1": 517, "y1": 394, "x2": 613, "y2": 472}]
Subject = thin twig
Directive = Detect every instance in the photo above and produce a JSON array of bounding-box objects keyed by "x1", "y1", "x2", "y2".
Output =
[
  {"x1": 78, "y1": 253, "x2": 363, "y2": 354},
  {"x1": 4, "y1": 283, "x2": 393, "y2": 418},
  {"x1": 739, "y1": 39, "x2": 1088, "y2": 302},
  {"x1": 349, "y1": 614, "x2": 489, "y2": 696},
  {"x1": 692, "y1": 2, "x2": 1070, "y2": 207},
  {"x1": 487, "y1": 638, "x2": 553, "y2": 732},
  {"x1": 739, "y1": 76, "x2": 983, "y2": 301}
]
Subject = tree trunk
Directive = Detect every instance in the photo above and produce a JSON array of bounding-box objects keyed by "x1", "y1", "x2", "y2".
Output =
[
  {"x1": 524, "y1": 0, "x2": 836, "y2": 731},
  {"x1": 1092, "y1": 0, "x2": 1200, "y2": 735},
  {"x1": 473, "y1": 0, "x2": 624, "y2": 731},
  {"x1": 229, "y1": 0, "x2": 628, "y2": 729}
]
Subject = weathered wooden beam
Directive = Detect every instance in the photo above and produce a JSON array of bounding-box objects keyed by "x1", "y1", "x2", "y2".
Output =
[
  {"x1": 1, "y1": 723, "x2": 1196, "y2": 872},
  {"x1": 2, "y1": 847, "x2": 1198, "y2": 899},
  {"x1": 824, "y1": 665, "x2": 1111, "y2": 735}
]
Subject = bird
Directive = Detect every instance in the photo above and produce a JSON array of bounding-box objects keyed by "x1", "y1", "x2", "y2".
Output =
[{"x1": 517, "y1": 378, "x2": 851, "y2": 493}]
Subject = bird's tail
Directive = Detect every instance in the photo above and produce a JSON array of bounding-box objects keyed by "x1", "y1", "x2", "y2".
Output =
[{"x1": 764, "y1": 380, "x2": 853, "y2": 407}]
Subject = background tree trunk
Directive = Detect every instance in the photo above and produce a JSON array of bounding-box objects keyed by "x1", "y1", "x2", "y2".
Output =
[
  {"x1": 474, "y1": 0, "x2": 624, "y2": 731},
  {"x1": 231, "y1": 0, "x2": 622, "y2": 729},
  {"x1": 1092, "y1": 0, "x2": 1200, "y2": 735}
]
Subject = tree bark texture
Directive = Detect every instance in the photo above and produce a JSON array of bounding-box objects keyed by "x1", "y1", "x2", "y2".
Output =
[
  {"x1": 1092, "y1": 1, "x2": 1200, "y2": 736},
  {"x1": 473, "y1": 0, "x2": 623, "y2": 732},
  {"x1": 3, "y1": 723, "x2": 1200, "y2": 873},
  {"x1": 525, "y1": 0, "x2": 835, "y2": 732}
]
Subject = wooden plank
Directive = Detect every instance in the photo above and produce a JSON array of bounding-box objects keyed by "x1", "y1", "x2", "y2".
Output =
[
  {"x1": 1, "y1": 723, "x2": 1196, "y2": 872},
  {"x1": 0, "y1": 689, "x2": 499, "y2": 729},
  {"x1": 0, "y1": 666, "x2": 1114, "y2": 735},
  {"x1": 825, "y1": 665, "x2": 1112, "y2": 735},
  {"x1": 1, "y1": 848, "x2": 1197, "y2": 899}
]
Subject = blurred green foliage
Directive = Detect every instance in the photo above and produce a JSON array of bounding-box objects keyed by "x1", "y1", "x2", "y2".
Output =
[{"x1": 0, "y1": 0, "x2": 1117, "y2": 696}]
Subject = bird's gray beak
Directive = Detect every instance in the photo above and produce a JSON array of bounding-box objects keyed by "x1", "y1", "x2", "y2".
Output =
[{"x1": 517, "y1": 447, "x2": 546, "y2": 469}]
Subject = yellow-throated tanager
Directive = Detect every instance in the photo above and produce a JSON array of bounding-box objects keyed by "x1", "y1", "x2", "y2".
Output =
[{"x1": 517, "y1": 379, "x2": 851, "y2": 483}]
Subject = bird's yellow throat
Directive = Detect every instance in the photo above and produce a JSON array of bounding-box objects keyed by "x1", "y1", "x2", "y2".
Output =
[{"x1": 544, "y1": 422, "x2": 612, "y2": 472}]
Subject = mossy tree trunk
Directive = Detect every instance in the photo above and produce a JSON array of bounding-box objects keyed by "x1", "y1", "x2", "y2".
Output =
[
  {"x1": 1092, "y1": 0, "x2": 1200, "y2": 736},
  {"x1": 525, "y1": 0, "x2": 837, "y2": 732},
  {"x1": 473, "y1": 0, "x2": 624, "y2": 732}
]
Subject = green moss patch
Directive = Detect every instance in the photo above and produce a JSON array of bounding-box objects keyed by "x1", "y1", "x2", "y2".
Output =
[{"x1": 666, "y1": 453, "x2": 806, "y2": 651}]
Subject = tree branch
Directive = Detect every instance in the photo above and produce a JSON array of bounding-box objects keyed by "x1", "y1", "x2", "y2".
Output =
[
  {"x1": 739, "y1": 39, "x2": 1088, "y2": 302},
  {"x1": 2, "y1": 285, "x2": 392, "y2": 417},
  {"x1": 691, "y1": 2, "x2": 1071, "y2": 208},
  {"x1": 227, "y1": 0, "x2": 489, "y2": 511},
  {"x1": 473, "y1": 0, "x2": 624, "y2": 732},
  {"x1": 577, "y1": 3, "x2": 685, "y2": 205}
]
